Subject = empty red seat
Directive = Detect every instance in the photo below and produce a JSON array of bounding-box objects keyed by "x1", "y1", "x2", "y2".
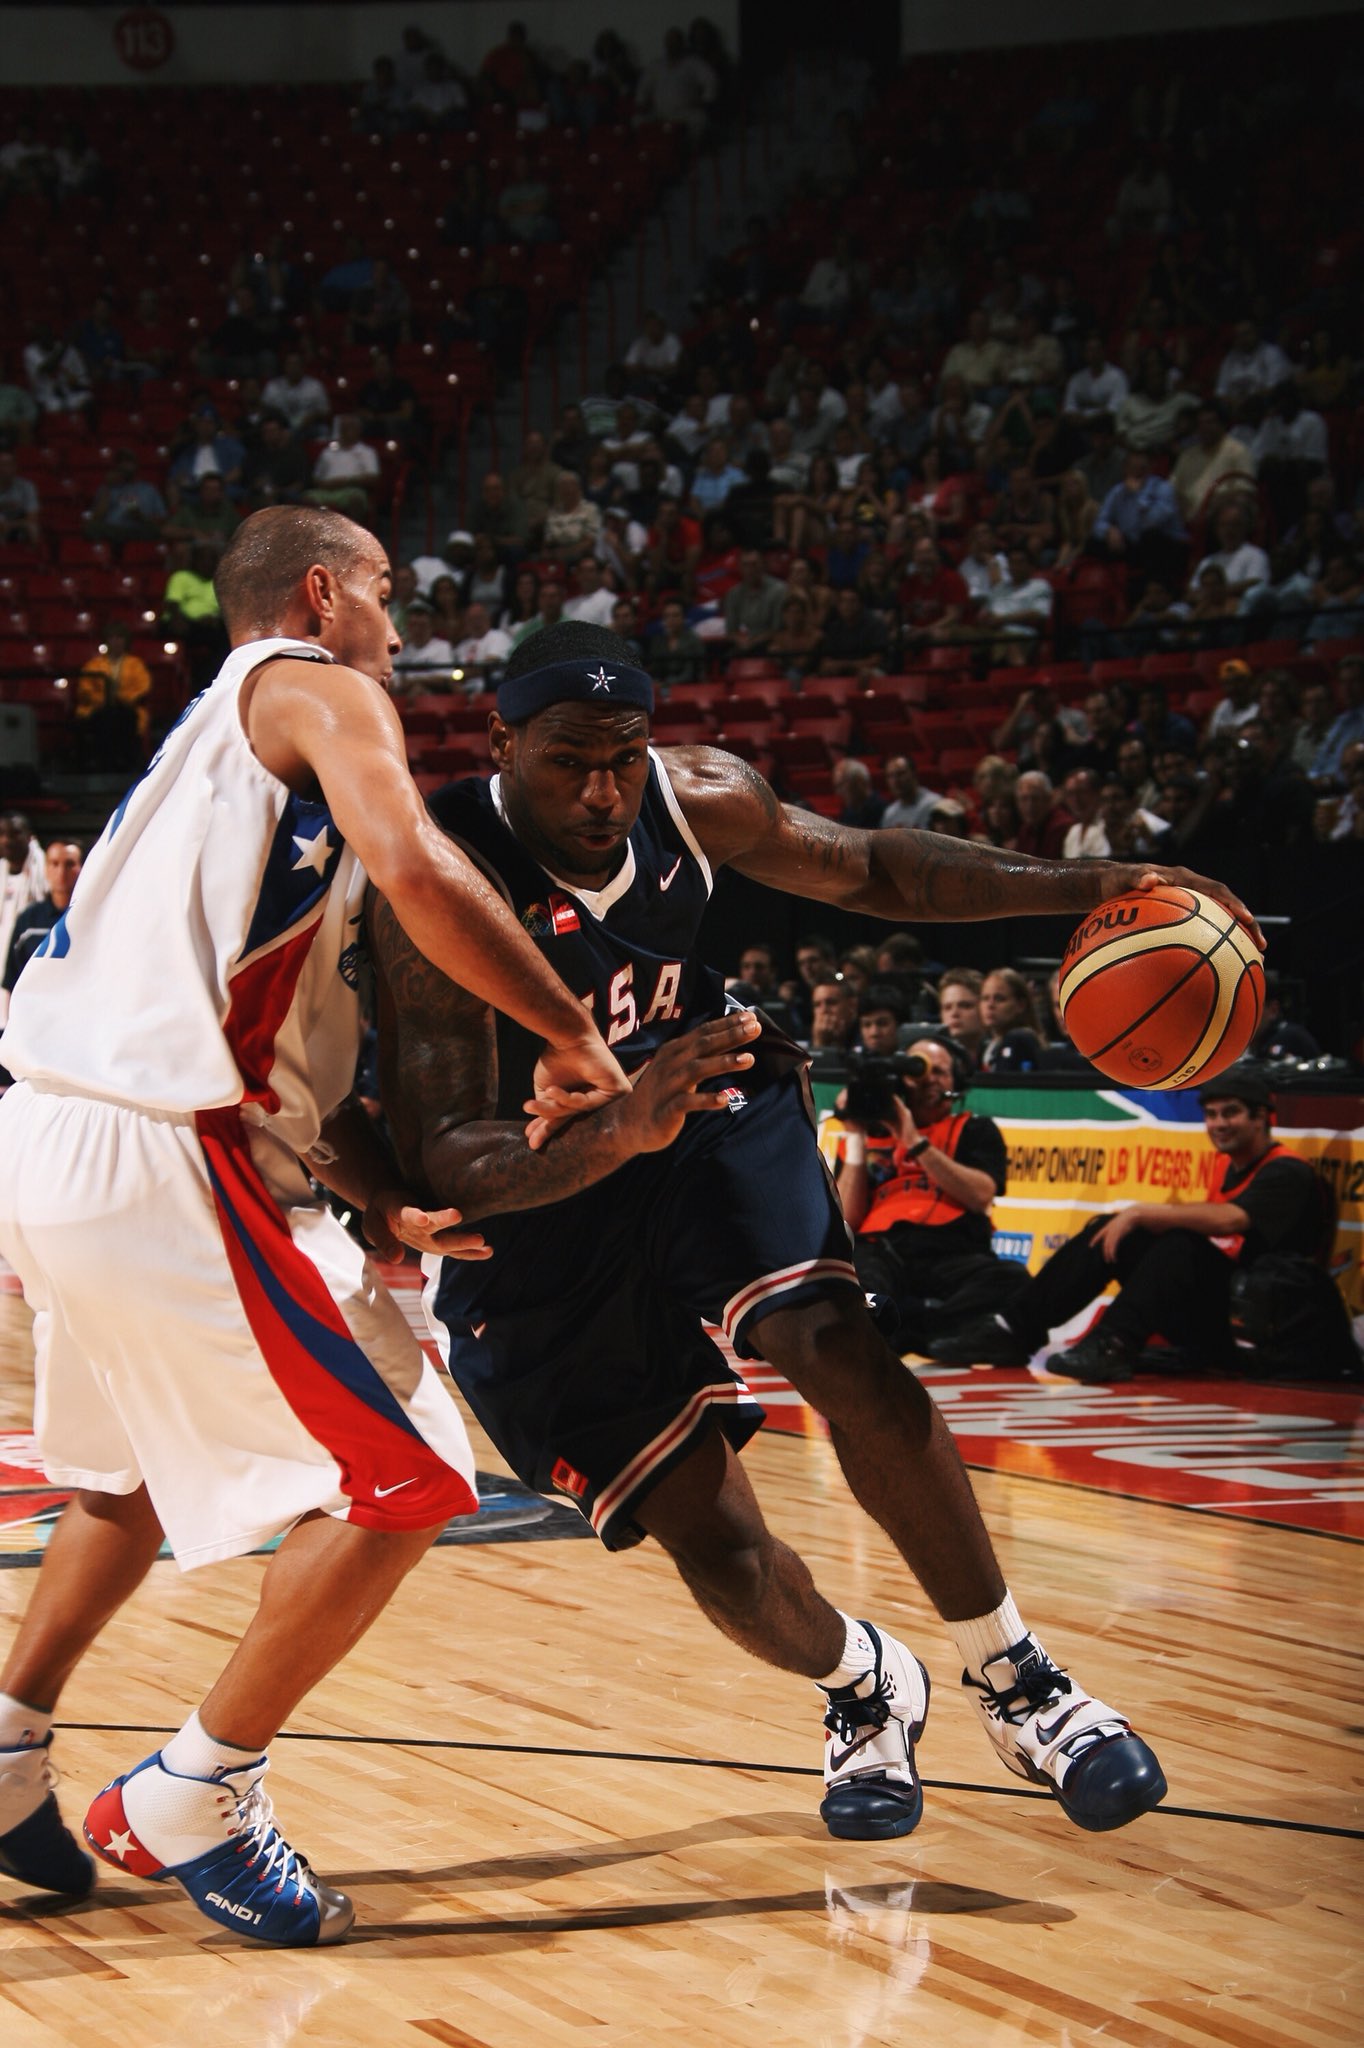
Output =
[
  {"x1": 653, "y1": 720, "x2": 713, "y2": 748},
  {"x1": 716, "y1": 695, "x2": 775, "y2": 726},
  {"x1": 713, "y1": 717, "x2": 772, "y2": 749},
  {"x1": 785, "y1": 710, "x2": 851, "y2": 747}
]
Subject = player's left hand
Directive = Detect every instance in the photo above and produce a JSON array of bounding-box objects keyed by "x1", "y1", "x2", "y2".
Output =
[
  {"x1": 1115, "y1": 864, "x2": 1265, "y2": 951},
  {"x1": 364, "y1": 1190, "x2": 492, "y2": 1261},
  {"x1": 525, "y1": 1029, "x2": 632, "y2": 1150}
]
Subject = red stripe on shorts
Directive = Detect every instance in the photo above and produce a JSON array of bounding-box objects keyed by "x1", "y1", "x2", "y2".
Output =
[{"x1": 196, "y1": 1107, "x2": 474, "y2": 1529}]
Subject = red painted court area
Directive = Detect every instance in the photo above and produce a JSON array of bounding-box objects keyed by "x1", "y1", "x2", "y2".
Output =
[
  {"x1": 7, "y1": 1262, "x2": 1362, "y2": 1545},
  {"x1": 710, "y1": 1345, "x2": 1364, "y2": 1541},
  {"x1": 237, "y1": 1265, "x2": 1364, "y2": 1546}
]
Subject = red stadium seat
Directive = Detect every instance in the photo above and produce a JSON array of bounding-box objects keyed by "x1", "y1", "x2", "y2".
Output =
[
  {"x1": 722, "y1": 672, "x2": 787, "y2": 708},
  {"x1": 651, "y1": 720, "x2": 712, "y2": 748},
  {"x1": 712, "y1": 718, "x2": 772, "y2": 749}
]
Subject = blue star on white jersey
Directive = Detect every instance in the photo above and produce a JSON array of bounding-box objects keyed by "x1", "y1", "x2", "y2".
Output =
[
  {"x1": 291, "y1": 825, "x2": 333, "y2": 876},
  {"x1": 588, "y1": 666, "x2": 615, "y2": 693}
]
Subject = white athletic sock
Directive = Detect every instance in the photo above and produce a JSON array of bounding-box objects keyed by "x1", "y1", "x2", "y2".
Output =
[
  {"x1": 160, "y1": 1709, "x2": 265, "y2": 1782},
  {"x1": 817, "y1": 1613, "x2": 882, "y2": 1689},
  {"x1": 950, "y1": 1592, "x2": 1028, "y2": 1685},
  {"x1": 0, "y1": 1692, "x2": 52, "y2": 1750}
]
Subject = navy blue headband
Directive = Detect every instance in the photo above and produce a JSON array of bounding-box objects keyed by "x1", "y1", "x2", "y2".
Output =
[{"x1": 496, "y1": 657, "x2": 655, "y2": 723}]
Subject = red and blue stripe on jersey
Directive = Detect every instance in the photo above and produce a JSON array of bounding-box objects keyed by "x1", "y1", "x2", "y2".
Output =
[
  {"x1": 196, "y1": 1106, "x2": 475, "y2": 1526},
  {"x1": 222, "y1": 793, "x2": 348, "y2": 1112}
]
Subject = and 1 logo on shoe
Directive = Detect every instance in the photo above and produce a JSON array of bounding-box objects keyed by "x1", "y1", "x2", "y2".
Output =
[{"x1": 206, "y1": 1892, "x2": 263, "y2": 1924}]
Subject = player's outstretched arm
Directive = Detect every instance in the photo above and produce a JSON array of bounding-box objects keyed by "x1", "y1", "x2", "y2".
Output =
[
  {"x1": 662, "y1": 746, "x2": 1262, "y2": 944},
  {"x1": 246, "y1": 654, "x2": 629, "y2": 1097},
  {"x1": 370, "y1": 885, "x2": 761, "y2": 1222}
]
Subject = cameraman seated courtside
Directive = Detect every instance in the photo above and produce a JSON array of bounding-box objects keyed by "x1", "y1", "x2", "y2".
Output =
[
  {"x1": 931, "y1": 1065, "x2": 1323, "y2": 1383},
  {"x1": 830, "y1": 1036, "x2": 1027, "y2": 1354}
]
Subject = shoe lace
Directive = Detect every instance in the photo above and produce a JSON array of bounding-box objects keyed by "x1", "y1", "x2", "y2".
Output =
[
  {"x1": 229, "y1": 1781, "x2": 311, "y2": 1903},
  {"x1": 985, "y1": 1652, "x2": 1072, "y2": 1727},
  {"x1": 982, "y1": 1654, "x2": 1127, "y2": 1764},
  {"x1": 822, "y1": 1670, "x2": 892, "y2": 1746}
]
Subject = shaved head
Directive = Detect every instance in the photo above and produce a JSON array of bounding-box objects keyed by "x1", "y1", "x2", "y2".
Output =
[{"x1": 214, "y1": 506, "x2": 376, "y2": 639}]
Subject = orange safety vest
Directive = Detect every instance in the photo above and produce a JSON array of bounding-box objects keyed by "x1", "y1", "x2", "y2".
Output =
[
  {"x1": 859, "y1": 1112, "x2": 975, "y2": 1235},
  {"x1": 1208, "y1": 1141, "x2": 1290, "y2": 1261}
]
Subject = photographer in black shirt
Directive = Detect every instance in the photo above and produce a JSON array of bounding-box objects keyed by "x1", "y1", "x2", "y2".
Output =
[{"x1": 933, "y1": 1066, "x2": 1334, "y2": 1383}]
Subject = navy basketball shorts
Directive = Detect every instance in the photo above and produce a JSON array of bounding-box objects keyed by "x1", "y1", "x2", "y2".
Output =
[{"x1": 423, "y1": 1072, "x2": 859, "y2": 1549}]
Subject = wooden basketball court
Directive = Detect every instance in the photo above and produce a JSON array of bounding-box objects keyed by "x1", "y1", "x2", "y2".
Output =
[{"x1": 1, "y1": 1277, "x2": 1361, "y2": 2048}]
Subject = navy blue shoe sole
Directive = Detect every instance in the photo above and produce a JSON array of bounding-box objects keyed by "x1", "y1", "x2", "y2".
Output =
[
  {"x1": 820, "y1": 1773, "x2": 925, "y2": 1839},
  {"x1": 1042, "y1": 1733, "x2": 1168, "y2": 1833},
  {"x1": 819, "y1": 1666, "x2": 931, "y2": 1841},
  {"x1": 0, "y1": 1793, "x2": 96, "y2": 1898}
]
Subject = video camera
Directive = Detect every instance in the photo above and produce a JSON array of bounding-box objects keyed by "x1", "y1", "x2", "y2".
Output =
[{"x1": 810, "y1": 1048, "x2": 928, "y2": 1125}]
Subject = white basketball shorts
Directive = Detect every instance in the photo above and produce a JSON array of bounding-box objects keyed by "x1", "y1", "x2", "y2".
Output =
[{"x1": 0, "y1": 1082, "x2": 477, "y2": 1569}]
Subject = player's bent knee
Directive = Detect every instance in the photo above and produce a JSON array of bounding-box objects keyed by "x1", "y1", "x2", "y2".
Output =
[
  {"x1": 662, "y1": 1531, "x2": 773, "y2": 1615},
  {"x1": 754, "y1": 1296, "x2": 919, "y2": 1427}
]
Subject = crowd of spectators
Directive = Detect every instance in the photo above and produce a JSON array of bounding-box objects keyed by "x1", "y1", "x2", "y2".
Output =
[
  {"x1": 0, "y1": 22, "x2": 1361, "y2": 1061},
  {"x1": 0, "y1": 19, "x2": 722, "y2": 761}
]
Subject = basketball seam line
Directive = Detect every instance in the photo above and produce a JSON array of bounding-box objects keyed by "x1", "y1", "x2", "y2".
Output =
[{"x1": 1087, "y1": 916, "x2": 1238, "y2": 1063}]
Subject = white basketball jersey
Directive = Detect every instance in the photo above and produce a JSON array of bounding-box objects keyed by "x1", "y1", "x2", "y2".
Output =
[{"x1": 0, "y1": 636, "x2": 366, "y2": 1154}]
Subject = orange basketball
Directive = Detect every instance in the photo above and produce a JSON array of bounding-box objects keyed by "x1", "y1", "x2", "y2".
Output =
[{"x1": 1058, "y1": 886, "x2": 1264, "y2": 1089}]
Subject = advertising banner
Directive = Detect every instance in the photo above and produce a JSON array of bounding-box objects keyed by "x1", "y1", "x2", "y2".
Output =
[
  {"x1": 973, "y1": 1084, "x2": 1362, "y2": 1309},
  {"x1": 815, "y1": 1080, "x2": 1364, "y2": 1311}
]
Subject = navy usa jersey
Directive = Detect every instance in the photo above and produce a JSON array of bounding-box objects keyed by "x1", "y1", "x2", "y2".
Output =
[{"x1": 429, "y1": 750, "x2": 725, "y2": 1117}]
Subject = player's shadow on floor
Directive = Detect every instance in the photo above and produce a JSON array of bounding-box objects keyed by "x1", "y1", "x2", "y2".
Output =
[
  {"x1": 347, "y1": 1878, "x2": 1073, "y2": 1949},
  {"x1": 331, "y1": 1808, "x2": 821, "y2": 1890},
  {"x1": 10, "y1": 1816, "x2": 1072, "y2": 1964}
]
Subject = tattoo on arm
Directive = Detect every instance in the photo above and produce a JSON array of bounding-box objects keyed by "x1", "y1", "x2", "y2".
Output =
[
  {"x1": 368, "y1": 889, "x2": 497, "y2": 1191},
  {"x1": 434, "y1": 1107, "x2": 633, "y2": 1223},
  {"x1": 780, "y1": 810, "x2": 863, "y2": 882},
  {"x1": 370, "y1": 886, "x2": 633, "y2": 1222},
  {"x1": 877, "y1": 834, "x2": 1010, "y2": 918},
  {"x1": 728, "y1": 753, "x2": 784, "y2": 830}
]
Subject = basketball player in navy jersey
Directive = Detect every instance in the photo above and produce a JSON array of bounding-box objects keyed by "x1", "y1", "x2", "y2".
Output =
[{"x1": 365, "y1": 622, "x2": 1261, "y2": 1841}]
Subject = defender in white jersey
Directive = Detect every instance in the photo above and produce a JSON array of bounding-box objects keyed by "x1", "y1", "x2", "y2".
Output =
[{"x1": 0, "y1": 507, "x2": 628, "y2": 1946}]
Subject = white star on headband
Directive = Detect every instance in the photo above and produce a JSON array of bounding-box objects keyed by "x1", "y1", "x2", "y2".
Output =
[{"x1": 587, "y1": 666, "x2": 615, "y2": 692}]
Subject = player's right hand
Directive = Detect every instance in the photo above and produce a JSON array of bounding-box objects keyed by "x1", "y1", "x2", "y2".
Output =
[
  {"x1": 1117, "y1": 864, "x2": 1265, "y2": 951},
  {"x1": 363, "y1": 1190, "x2": 492, "y2": 1262},
  {"x1": 619, "y1": 1010, "x2": 762, "y2": 1155}
]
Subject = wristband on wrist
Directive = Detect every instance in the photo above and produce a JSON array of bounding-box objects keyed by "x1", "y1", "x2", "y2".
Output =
[
  {"x1": 905, "y1": 1136, "x2": 930, "y2": 1160},
  {"x1": 842, "y1": 1132, "x2": 867, "y2": 1166}
]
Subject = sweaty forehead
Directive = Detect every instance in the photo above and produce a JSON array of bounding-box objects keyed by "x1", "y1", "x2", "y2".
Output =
[{"x1": 529, "y1": 704, "x2": 651, "y2": 748}]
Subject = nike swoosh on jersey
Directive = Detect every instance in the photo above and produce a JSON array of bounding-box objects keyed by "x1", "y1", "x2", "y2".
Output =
[
  {"x1": 659, "y1": 856, "x2": 682, "y2": 891},
  {"x1": 374, "y1": 1478, "x2": 418, "y2": 1498}
]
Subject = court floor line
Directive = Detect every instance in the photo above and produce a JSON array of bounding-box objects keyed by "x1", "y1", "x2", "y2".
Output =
[
  {"x1": 60, "y1": 1723, "x2": 1364, "y2": 1842},
  {"x1": 957, "y1": 1460, "x2": 1364, "y2": 1545}
]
